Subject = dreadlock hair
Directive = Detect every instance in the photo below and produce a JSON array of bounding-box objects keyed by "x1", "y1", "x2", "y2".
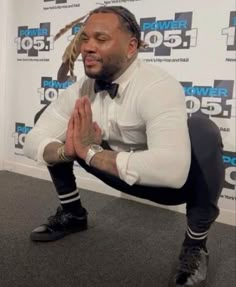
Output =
[
  {"x1": 55, "y1": 6, "x2": 148, "y2": 82},
  {"x1": 54, "y1": 13, "x2": 88, "y2": 81}
]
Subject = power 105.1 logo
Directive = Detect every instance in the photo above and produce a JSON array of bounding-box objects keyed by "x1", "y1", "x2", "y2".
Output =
[
  {"x1": 222, "y1": 11, "x2": 236, "y2": 51},
  {"x1": 15, "y1": 23, "x2": 53, "y2": 56},
  {"x1": 140, "y1": 12, "x2": 197, "y2": 56},
  {"x1": 38, "y1": 77, "x2": 75, "y2": 105},
  {"x1": 223, "y1": 151, "x2": 236, "y2": 190},
  {"x1": 181, "y1": 80, "x2": 235, "y2": 118},
  {"x1": 12, "y1": 123, "x2": 32, "y2": 150}
]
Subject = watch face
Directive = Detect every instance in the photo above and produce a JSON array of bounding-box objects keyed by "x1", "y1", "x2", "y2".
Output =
[{"x1": 91, "y1": 144, "x2": 103, "y2": 152}]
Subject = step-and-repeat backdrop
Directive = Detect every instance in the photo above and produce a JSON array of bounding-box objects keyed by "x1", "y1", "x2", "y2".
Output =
[{"x1": 6, "y1": 0, "x2": 235, "y2": 215}]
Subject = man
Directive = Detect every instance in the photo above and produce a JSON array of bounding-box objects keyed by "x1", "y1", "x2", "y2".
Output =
[{"x1": 23, "y1": 6, "x2": 224, "y2": 287}]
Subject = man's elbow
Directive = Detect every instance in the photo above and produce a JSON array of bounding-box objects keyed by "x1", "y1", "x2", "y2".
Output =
[
  {"x1": 170, "y1": 156, "x2": 191, "y2": 189},
  {"x1": 23, "y1": 132, "x2": 35, "y2": 160}
]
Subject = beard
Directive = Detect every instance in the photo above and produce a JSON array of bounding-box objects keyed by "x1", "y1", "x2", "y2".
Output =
[{"x1": 83, "y1": 54, "x2": 126, "y2": 81}]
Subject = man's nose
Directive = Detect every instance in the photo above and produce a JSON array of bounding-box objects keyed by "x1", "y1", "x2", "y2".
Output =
[{"x1": 81, "y1": 38, "x2": 97, "y2": 52}]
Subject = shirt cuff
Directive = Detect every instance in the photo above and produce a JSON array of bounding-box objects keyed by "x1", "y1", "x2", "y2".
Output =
[
  {"x1": 37, "y1": 138, "x2": 63, "y2": 166},
  {"x1": 116, "y1": 151, "x2": 139, "y2": 186}
]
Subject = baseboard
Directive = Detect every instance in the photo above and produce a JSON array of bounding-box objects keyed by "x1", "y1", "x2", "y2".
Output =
[
  {"x1": 0, "y1": 159, "x2": 3, "y2": 170},
  {"x1": 3, "y1": 160, "x2": 236, "y2": 226}
]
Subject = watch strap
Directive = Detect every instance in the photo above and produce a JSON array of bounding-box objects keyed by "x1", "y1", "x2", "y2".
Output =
[{"x1": 85, "y1": 145, "x2": 103, "y2": 166}]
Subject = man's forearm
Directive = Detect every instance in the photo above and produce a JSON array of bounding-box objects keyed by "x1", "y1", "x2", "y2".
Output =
[
  {"x1": 43, "y1": 141, "x2": 120, "y2": 177},
  {"x1": 90, "y1": 150, "x2": 119, "y2": 177}
]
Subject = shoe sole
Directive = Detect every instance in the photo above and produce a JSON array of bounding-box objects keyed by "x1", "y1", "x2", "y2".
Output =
[
  {"x1": 169, "y1": 277, "x2": 208, "y2": 287},
  {"x1": 30, "y1": 223, "x2": 88, "y2": 242},
  {"x1": 174, "y1": 282, "x2": 207, "y2": 287}
]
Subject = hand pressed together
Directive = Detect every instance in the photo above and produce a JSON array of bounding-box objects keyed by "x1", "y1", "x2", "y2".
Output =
[{"x1": 64, "y1": 96, "x2": 102, "y2": 160}]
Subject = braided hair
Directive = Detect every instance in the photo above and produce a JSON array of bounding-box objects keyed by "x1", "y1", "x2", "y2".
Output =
[
  {"x1": 54, "y1": 13, "x2": 88, "y2": 81},
  {"x1": 55, "y1": 6, "x2": 147, "y2": 82},
  {"x1": 89, "y1": 6, "x2": 145, "y2": 48}
]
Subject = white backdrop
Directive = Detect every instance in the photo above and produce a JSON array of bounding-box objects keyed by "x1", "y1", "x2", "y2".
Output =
[{"x1": 3, "y1": 0, "x2": 236, "y2": 225}]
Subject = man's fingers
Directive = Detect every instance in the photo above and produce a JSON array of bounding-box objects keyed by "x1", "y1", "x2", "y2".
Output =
[
  {"x1": 73, "y1": 108, "x2": 80, "y2": 130},
  {"x1": 84, "y1": 96, "x2": 92, "y2": 123},
  {"x1": 75, "y1": 97, "x2": 92, "y2": 122},
  {"x1": 73, "y1": 96, "x2": 95, "y2": 145},
  {"x1": 93, "y1": 121, "x2": 101, "y2": 134},
  {"x1": 78, "y1": 98, "x2": 85, "y2": 118},
  {"x1": 66, "y1": 116, "x2": 74, "y2": 138},
  {"x1": 74, "y1": 98, "x2": 81, "y2": 110},
  {"x1": 74, "y1": 98, "x2": 84, "y2": 122},
  {"x1": 68, "y1": 116, "x2": 74, "y2": 129},
  {"x1": 92, "y1": 121, "x2": 102, "y2": 144}
]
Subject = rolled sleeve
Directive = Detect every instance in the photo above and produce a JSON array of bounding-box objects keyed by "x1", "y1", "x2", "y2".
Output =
[
  {"x1": 37, "y1": 138, "x2": 63, "y2": 165},
  {"x1": 116, "y1": 151, "x2": 139, "y2": 185}
]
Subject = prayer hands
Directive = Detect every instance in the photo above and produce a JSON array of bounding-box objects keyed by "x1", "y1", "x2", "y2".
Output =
[{"x1": 65, "y1": 96, "x2": 102, "y2": 160}]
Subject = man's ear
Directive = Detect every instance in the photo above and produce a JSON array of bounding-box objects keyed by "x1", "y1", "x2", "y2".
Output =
[{"x1": 127, "y1": 37, "x2": 138, "y2": 59}]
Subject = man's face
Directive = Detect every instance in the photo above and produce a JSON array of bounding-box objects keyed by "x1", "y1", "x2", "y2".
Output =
[{"x1": 80, "y1": 13, "x2": 133, "y2": 81}]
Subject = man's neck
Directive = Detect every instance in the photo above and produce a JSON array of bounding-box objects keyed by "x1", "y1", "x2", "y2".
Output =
[{"x1": 111, "y1": 54, "x2": 138, "y2": 82}]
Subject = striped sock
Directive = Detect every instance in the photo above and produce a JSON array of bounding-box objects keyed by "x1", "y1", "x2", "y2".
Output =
[
  {"x1": 58, "y1": 189, "x2": 84, "y2": 215},
  {"x1": 183, "y1": 226, "x2": 209, "y2": 247}
]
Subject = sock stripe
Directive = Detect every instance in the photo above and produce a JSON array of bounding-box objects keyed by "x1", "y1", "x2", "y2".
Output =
[
  {"x1": 188, "y1": 227, "x2": 209, "y2": 236},
  {"x1": 60, "y1": 193, "x2": 80, "y2": 202},
  {"x1": 187, "y1": 231, "x2": 208, "y2": 240},
  {"x1": 60, "y1": 194, "x2": 81, "y2": 204},
  {"x1": 58, "y1": 190, "x2": 79, "y2": 199},
  {"x1": 187, "y1": 227, "x2": 208, "y2": 240}
]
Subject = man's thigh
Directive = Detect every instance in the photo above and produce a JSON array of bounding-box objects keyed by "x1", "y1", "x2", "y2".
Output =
[{"x1": 76, "y1": 157, "x2": 188, "y2": 206}]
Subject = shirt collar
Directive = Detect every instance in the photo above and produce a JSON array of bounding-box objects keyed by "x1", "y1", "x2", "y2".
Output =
[
  {"x1": 89, "y1": 57, "x2": 139, "y2": 98},
  {"x1": 112, "y1": 57, "x2": 139, "y2": 97}
]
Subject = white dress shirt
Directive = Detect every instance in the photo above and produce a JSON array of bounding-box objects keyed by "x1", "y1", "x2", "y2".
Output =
[{"x1": 24, "y1": 58, "x2": 191, "y2": 188}]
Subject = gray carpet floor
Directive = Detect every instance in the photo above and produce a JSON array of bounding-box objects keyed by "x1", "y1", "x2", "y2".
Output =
[{"x1": 0, "y1": 171, "x2": 235, "y2": 287}]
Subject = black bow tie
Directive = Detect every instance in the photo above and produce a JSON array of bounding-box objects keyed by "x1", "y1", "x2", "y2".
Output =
[{"x1": 94, "y1": 80, "x2": 119, "y2": 99}]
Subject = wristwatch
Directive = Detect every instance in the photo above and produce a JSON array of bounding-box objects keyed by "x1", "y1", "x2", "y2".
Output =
[{"x1": 85, "y1": 144, "x2": 104, "y2": 166}]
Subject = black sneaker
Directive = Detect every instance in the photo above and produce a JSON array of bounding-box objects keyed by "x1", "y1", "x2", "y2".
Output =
[
  {"x1": 30, "y1": 207, "x2": 88, "y2": 242},
  {"x1": 171, "y1": 246, "x2": 209, "y2": 287}
]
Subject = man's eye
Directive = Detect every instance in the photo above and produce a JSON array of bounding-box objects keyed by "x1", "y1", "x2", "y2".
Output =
[
  {"x1": 97, "y1": 38, "x2": 107, "y2": 42},
  {"x1": 80, "y1": 36, "x2": 88, "y2": 41}
]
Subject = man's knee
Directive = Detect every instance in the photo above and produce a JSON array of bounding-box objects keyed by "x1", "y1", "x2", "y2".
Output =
[{"x1": 187, "y1": 116, "x2": 223, "y2": 150}]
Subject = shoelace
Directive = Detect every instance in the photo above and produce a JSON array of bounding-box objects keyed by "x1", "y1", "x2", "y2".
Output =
[
  {"x1": 48, "y1": 207, "x2": 72, "y2": 227},
  {"x1": 178, "y1": 246, "x2": 202, "y2": 275}
]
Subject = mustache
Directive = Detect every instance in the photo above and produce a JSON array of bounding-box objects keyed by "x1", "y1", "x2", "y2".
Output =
[{"x1": 83, "y1": 54, "x2": 101, "y2": 61}]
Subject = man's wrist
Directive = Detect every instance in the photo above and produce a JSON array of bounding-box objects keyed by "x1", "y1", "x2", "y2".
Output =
[
  {"x1": 57, "y1": 144, "x2": 74, "y2": 162},
  {"x1": 85, "y1": 144, "x2": 104, "y2": 166}
]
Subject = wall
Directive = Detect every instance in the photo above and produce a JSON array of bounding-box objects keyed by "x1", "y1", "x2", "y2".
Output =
[
  {"x1": 0, "y1": 0, "x2": 8, "y2": 170},
  {"x1": 3, "y1": 0, "x2": 236, "y2": 225}
]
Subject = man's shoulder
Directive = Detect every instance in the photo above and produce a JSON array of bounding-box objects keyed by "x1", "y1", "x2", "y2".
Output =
[
  {"x1": 76, "y1": 75, "x2": 94, "y2": 94},
  {"x1": 64, "y1": 75, "x2": 94, "y2": 94},
  {"x1": 138, "y1": 59, "x2": 168, "y2": 77},
  {"x1": 135, "y1": 58, "x2": 174, "y2": 84}
]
